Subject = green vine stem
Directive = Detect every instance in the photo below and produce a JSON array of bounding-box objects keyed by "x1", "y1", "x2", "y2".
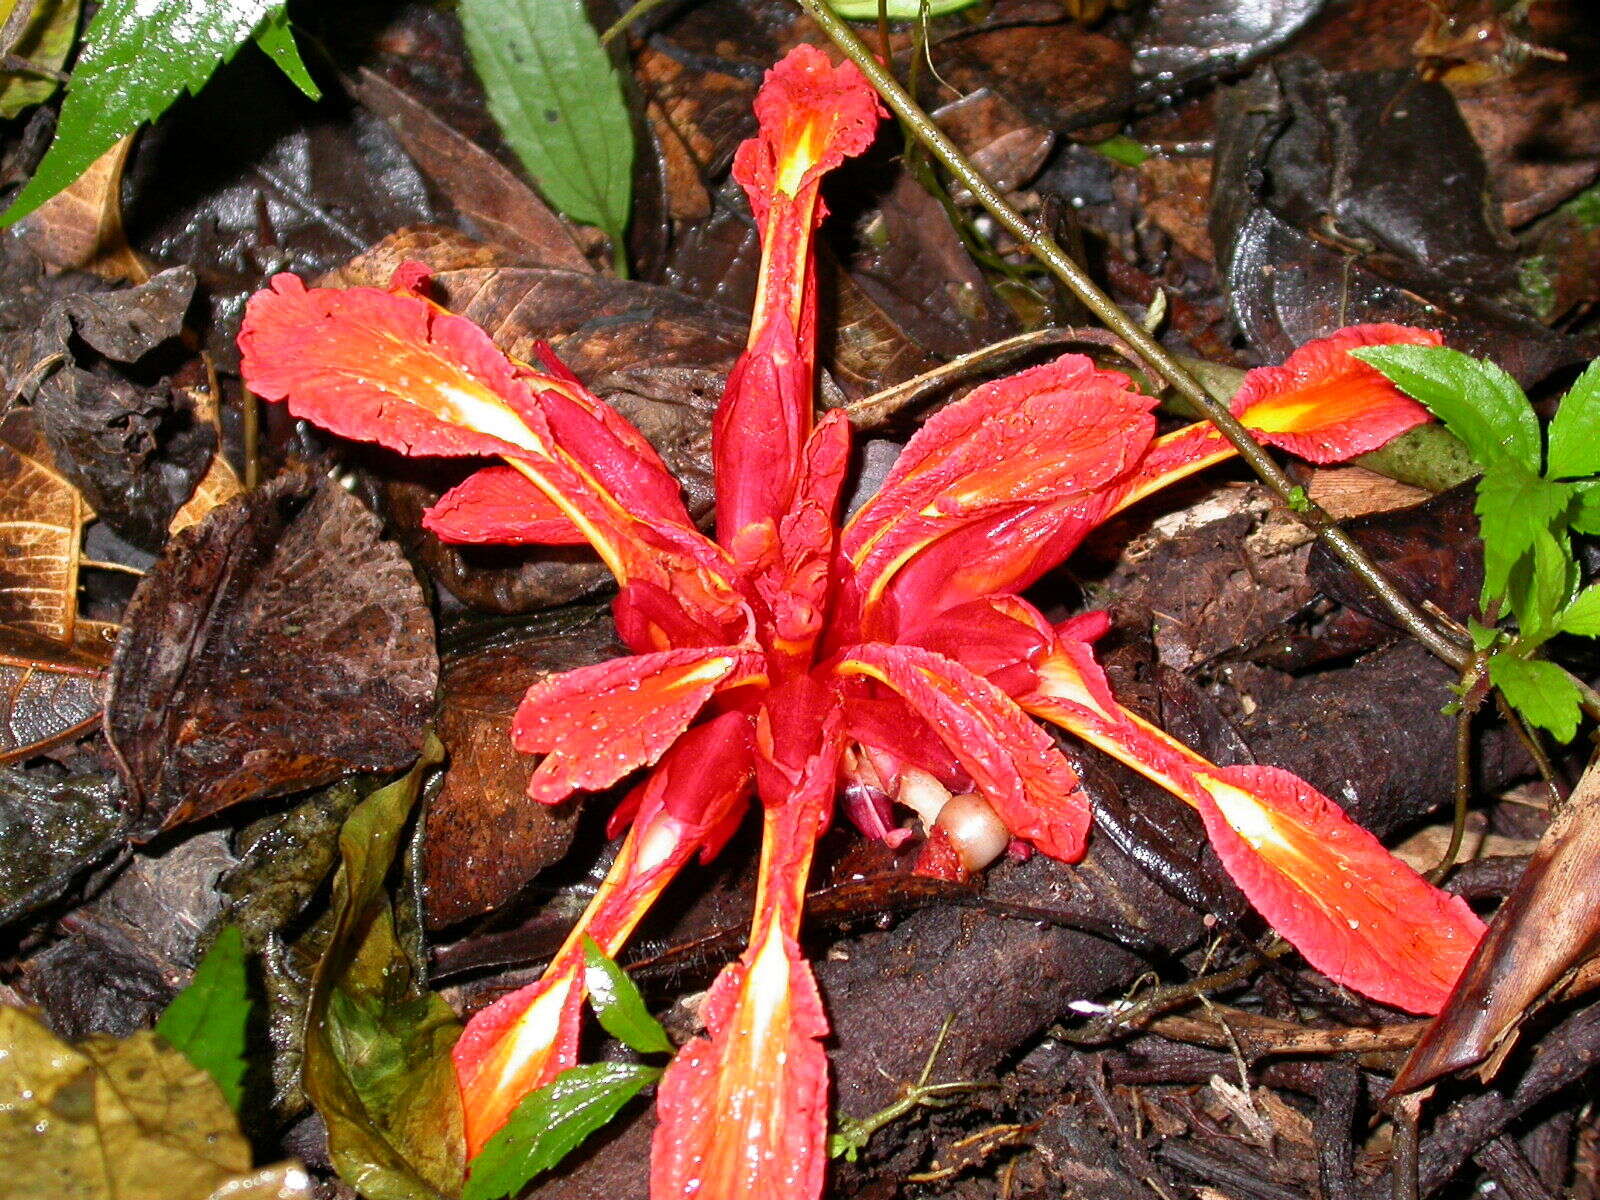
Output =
[{"x1": 795, "y1": 0, "x2": 1472, "y2": 673}]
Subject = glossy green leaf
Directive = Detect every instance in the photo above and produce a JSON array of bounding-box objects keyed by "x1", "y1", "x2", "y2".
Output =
[
  {"x1": 1558, "y1": 583, "x2": 1600, "y2": 638},
  {"x1": 462, "y1": 1063, "x2": 661, "y2": 1200},
  {"x1": 253, "y1": 7, "x2": 320, "y2": 101},
  {"x1": 582, "y1": 936, "x2": 673, "y2": 1055},
  {"x1": 458, "y1": 0, "x2": 632, "y2": 259},
  {"x1": 303, "y1": 736, "x2": 466, "y2": 1200},
  {"x1": 0, "y1": 0, "x2": 79, "y2": 119},
  {"x1": 1513, "y1": 527, "x2": 1577, "y2": 642},
  {"x1": 1473, "y1": 463, "x2": 1573, "y2": 610},
  {"x1": 1547, "y1": 360, "x2": 1600, "y2": 480},
  {"x1": 156, "y1": 925, "x2": 252, "y2": 1112},
  {"x1": 1, "y1": 0, "x2": 285, "y2": 224},
  {"x1": 1353, "y1": 345, "x2": 1539, "y2": 473},
  {"x1": 1489, "y1": 654, "x2": 1582, "y2": 742}
]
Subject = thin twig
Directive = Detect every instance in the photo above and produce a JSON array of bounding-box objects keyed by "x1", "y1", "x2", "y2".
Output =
[{"x1": 795, "y1": 0, "x2": 1470, "y2": 672}]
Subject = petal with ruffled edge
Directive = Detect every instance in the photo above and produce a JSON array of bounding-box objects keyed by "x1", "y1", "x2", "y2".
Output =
[
  {"x1": 455, "y1": 714, "x2": 755, "y2": 1155},
  {"x1": 651, "y1": 693, "x2": 842, "y2": 1200},
  {"x1": 841, "y1": 355, "x2": 1154, "y2": 635},
  {"x1": 1024, "y1": 636, "x2": 1485, "y2": 1014},
  {"x1": 836, "y1": 642, "x2": 1090, "y2": 862},
  {"x1": 512, "y1": 649, "x2": 761, "y2": 803},
  {"x1": 240, "y1": 273, "x2": 545, "y2": 459}
]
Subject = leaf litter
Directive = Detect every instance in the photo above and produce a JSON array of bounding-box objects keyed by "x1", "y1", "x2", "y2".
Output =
[{"x1": 0, "y1": 2, "x2": 1599, "y2": 1199}]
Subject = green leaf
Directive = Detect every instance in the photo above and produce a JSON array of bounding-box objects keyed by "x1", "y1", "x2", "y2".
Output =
[
  {"x1": 1, "y1": 0, "x2": 281, "y2": 224},
  {"x1": 1090, "y1": 135, "x2": 1151, "y2": 167},
  {"x1": 458, "y1": 0, "x2": 632, "y2": 259},
  {"x1": 0, "y1": 0, "x2": 79, "y2": 120},
  {"x1": 1511, "y1": 527, "x2": 1577, "y2": 641},
  {"x1": 253, "y1": 7, "x2": 320, "y2": 101},
  {"x1": 156, "y1": 925, "x2": 252, "y2": 1112},
  {"x1": 1547, "y1": 359, "x2": 1600, "y2": 479},
  {"x1": 1353, "y1": 345, "x2": 1539, "y2": 473},
  {"x1": 1488, "y1": 654, "x2": 1583, "y2": 742},
  {"x1": 303, "y1": 736, "x2": 466, "y2": 1200},
  {"x1": 582, "y1": 937, "x2": 673, "y2": 1056},
  {"x1": 1474, "y1": 463, "x2": 1574, "y2": 607},
  {"x1": 1573, "y1": 482, "x2": 1600, "y2": 536},
  {"x1": 462, "y1": 1063, "x2": 661, "y2": 1200},
  {"x1": 1558, "y1": 583, "x2": 1600, "y2": 638}
]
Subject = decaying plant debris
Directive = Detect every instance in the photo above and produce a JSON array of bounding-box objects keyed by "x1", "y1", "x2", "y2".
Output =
[{"x1": 2, "y1": 2, "x2": 1600, "y2": 1199}]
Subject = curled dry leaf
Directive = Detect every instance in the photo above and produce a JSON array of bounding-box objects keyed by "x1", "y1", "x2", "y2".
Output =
[
  {"x1": 13, "y1": 134, "x2": 149, "y2": 282},
  {"x1": 22, "y1": 266, "x2": 215, "y2": 550},
  {"x1": 426, "y1": 607, "x2": 624, "y2": 929},
  {"x1": 348, "y1": 67, "x2": 593, "y2": 273},
  {"x1": 105, "y1": 469, "x2": 437, "y2": 836},
  {"x1": 1211, "y1": 60, "x2": 1593, "y2": 388},
  {"x1": 1394, "y1": 753, "x2": 1600, "y2": 1094}
]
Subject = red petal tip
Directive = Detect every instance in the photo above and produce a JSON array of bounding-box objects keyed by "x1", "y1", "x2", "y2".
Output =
[{"x1": 1232, "y1": 324, "x2": 1441, "y2": 463}]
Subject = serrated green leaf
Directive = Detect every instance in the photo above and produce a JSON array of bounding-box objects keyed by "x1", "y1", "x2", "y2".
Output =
[
  {"x1": 304, "y1": 736, "x2": 465, "y2": 1200},
  {"x1": 0, "y1": 0, "x2": 79, "y2": 120},
  {"x1": 1573, "y1": 482, "x2": 1600, "y2": 536},
  {"x1": 458, "y1": 0, "x2": 632, "y2": 259},
  {"x1": 1, "y1": 0, "x2": 281, "y2": 224},
  {"x1": 1488, "y1": 654, "x2": 1582, "y2": 742},
  {"x1": 1558, "y1": 583, "x2": 1600, "y2": 638},
  {"x1": 1547, "y1": 359, "x2": 1600, "y2": 480},
  {"x1": 1353, "y1": 345, "x2": 1539, "y2": 473},
  {"x1": 156, "y1": 925, "x2": 252, "y2": 1112},
  {"x1": 582, "y1": 936, "x2": 673, "y2": 1056},
  {"x1": 1514, "y1": 527, "x2": 1577, "y2": 641},
  {"x1": 463, "y1": 1063, "x2": 661, "y2": 1200},
  {"x1": 254, "y1": 7, "x2": 320, "y2": 101},
  {"x1": 1474, "y1": 463, "x2": 1574, "y2": 608}
]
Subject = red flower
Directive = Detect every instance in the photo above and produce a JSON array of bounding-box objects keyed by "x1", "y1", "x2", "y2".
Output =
[{"x1": 239, "y1": 45, "x2": 1480, "y2": 1200}]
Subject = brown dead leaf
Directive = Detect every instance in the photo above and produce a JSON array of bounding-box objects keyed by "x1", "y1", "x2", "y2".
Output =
[
  {"x1": 425, "y1": 608, "x2": 624, "y2": 928},
  {"x1": 12, "y1": 134, "x2": 149, "y2": 282},
  {"x1": 167, "y1": 372, "x2": 242, "y2": 537},
  {"x1": 0, "y1": 407, "x2": 87, "y2": 641},
  {"x1": 105, "y1": 469, "x2": 437, "y2": 836},
  {"x1": 348, "y1": 67, "x2": 593, "y2": 272},
  {"x1": 1394, "y1": 753, "x2": 1600, "y2": 1094}
]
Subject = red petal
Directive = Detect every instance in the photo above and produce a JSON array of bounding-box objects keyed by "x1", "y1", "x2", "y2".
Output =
[
  {"x1": 715, "y1": 312, "x2": 812, "y2": 549},
  {"x1": 512, "y1": 649, "x2": 758, "y2": 803},
  {"x1": 1103, "y1": 325, "x2": 1441, "y2": 518},
  {"x1": 1231, "y1": 324, "x2": 1440, "y2": 462},
  {"x1": 536, "y1": 382, "x2": 699, "y2": 531},
  {"x1": 732, "y1": 45, "x2": 883, "y2": 222},
  {"x1": 837, "y1": 642, "x2": 1090, "y2": 862},
  {"x1": 454, "y1": 954, "x2": 587, "y2": 1156},
  {"x1": 424, "y1": 465, "x2": 586, "y2": 544},
  {"x1": 842, "y1": 355, "x2": 1152, "y2": 631},
  {"x1": 650, "y1": 700, "x2": 841, "y2": 1200},
  {"x1": 239, "y1": 274, "x2": 544, "y2": 459},
  {"x1": 1191, "y1": 765, "x2": 1485, "y2": 1013},
  {"x1": 1026, "y1": 638, "x2": 1486, "y2": 1014},
  {"x1": 456, "y1": 714, "x2": 755, "y2": 1155}
]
